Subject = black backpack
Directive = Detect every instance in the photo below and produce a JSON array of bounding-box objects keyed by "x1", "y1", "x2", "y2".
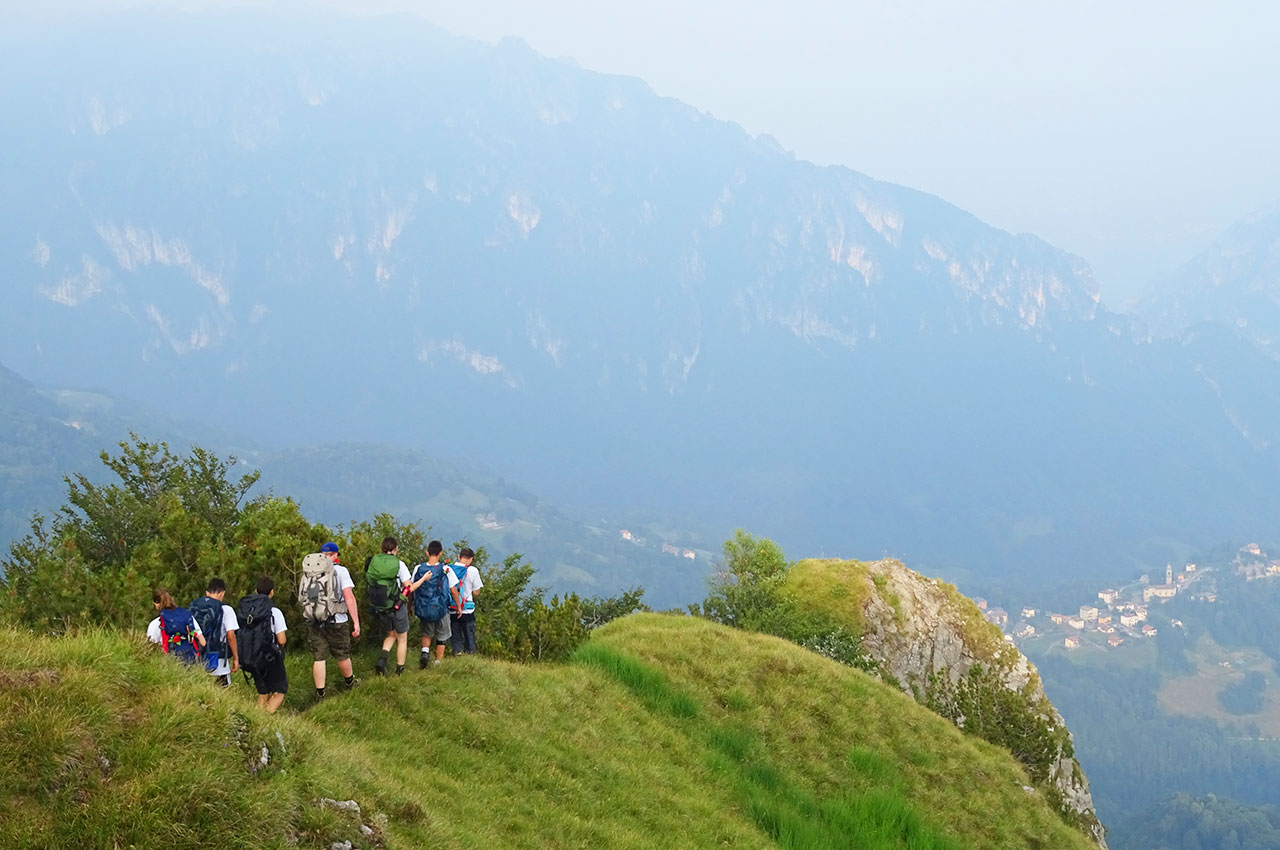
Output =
[
  {"x1": 236, "y1": 593, "x2": 281, "y2": 678},
  {"x1": 189, "y1": 595, "x2": 226, "y2": 657}
]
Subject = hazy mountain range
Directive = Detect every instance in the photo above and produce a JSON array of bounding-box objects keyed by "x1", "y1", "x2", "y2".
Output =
[
  {"x1": 2, "y1": 6, "x2": 1278, "y2": 597},
  {"x1": 1135, "y1": 204, "x2": 1280, "y2": 356}
]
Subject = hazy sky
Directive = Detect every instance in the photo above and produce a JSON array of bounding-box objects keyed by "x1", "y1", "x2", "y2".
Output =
[{"x1": 18, "y1": 0, "x2": 1280, "y2": 305}]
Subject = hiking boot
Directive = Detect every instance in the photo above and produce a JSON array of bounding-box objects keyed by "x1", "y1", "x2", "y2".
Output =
[
  {"x1": 342, "y1": 677, "x2": 360, "y2": 690},
  {"x1": 375, "y1": 658, "x2": 387, "y2": 676},
  {"x1": 419, "y1": 654, "x2": 429, "y2": 670}
]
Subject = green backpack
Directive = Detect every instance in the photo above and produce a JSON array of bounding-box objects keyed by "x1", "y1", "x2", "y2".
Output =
[{"x1": 366, "y1": 553, "x2": 404, "y2": 613}]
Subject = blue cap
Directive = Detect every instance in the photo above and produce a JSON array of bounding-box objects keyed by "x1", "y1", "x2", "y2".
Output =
[{"x1": 320, "y1": 542, "x2": 340, "y2": 553}]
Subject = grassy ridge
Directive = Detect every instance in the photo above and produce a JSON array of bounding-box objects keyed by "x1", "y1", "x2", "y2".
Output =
[
  {"x1": 574, "y1": 639, "x2": 959, "y2": 850},
  {"x1": 0, "y1": 615, "x2": 1095, "y2": 850},
  {"x1": 594, "y1": 615, "x2": 1094, "y2": 850}
]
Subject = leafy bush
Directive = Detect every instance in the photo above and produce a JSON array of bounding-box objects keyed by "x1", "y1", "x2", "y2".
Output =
[
  {"x1": 0, "y1": 435, "x2": 645, "y2": 663},
  {"x1": 924, "y1": 665, "x2": 1071, "y2": 786}
]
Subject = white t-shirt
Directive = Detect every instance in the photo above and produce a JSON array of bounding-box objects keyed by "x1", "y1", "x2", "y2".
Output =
[
  {"x1": 448, "y1": 564, "x2": 483, "y2": 612},
  {"x1": 413, "y1": 562, "x2": 459, "y2": 589},
  {"x1": 395, "y1": 560, "x2": 411, "y2": 586},
  {"x1": 270, "y1": 607, "x2": 287, "y2": 636},
  {"x1": 332, "y1": 564, "x2": 355, "y2": 624},
  {"x1": 146, "y1": 612, "x2": 205, "y2": 645},
  {"x1": 209, "y1": 604, "x2": 240, "y2": 677}
]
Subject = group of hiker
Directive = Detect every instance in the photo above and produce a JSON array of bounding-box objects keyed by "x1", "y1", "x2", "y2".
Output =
[{"x1": 146, "y1": 537, "x2": 483, "y2": 712}]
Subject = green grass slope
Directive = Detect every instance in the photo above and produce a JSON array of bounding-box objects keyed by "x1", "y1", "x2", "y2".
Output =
[{"x1": 0, "y1": 615, "x2": 1095, "y2": 850}]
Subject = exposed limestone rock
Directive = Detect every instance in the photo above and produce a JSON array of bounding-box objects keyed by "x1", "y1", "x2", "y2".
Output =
[{"x1": 801, "y1": 558, "x2": 1106, "y2": 848}]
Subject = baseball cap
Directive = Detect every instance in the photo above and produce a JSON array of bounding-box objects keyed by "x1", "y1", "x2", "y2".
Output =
[{"x1": 320, "y1": 542, "x2": 340, "y2": 553}]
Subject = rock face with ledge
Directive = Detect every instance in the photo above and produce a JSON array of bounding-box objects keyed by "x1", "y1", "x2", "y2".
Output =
[{"x1": 788, "y1": 557, "x2": 1106, "y2": 847}]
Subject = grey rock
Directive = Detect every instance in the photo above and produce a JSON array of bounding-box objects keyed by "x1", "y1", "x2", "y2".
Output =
[
  {"x1": 319, "y1": 798, "x2": 362, "y2": 815},
  {"x1": 852, "y1": 558, "x2": 1107, "y2": 848}
]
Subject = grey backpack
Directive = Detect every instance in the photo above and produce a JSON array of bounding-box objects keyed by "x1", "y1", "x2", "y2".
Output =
[{"x1": 298, "y1": 553, "x2": 346, "y2": 624}]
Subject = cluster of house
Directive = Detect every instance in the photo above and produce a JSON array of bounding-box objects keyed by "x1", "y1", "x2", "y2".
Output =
[
  {"x1": 618, "y1": 529, "x2": 697, "y2": 560},
  {"x1": 979, "y1": 561, "x2": 1206, "y2": 652},
  {"x1": 1236, "y1": 542, "x2": 1280, "y2": 582}
]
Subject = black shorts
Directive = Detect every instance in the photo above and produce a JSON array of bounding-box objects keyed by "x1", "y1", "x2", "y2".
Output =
[{"x1": 249, "y1": 655, "x2": 289, "y2": 695}]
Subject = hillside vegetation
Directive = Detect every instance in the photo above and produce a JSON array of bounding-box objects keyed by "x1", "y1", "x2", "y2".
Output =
[
  {"x1": 772, "y1": 558, "x2": 1099, "y2": 840},
  {"x1": 0, "y1": 614, "x2": 1095, "y2": 850}
]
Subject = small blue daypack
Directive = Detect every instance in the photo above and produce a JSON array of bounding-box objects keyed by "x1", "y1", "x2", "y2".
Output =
[
  {"x1": 412, "y1": 562, "x2": 453, "y2": 622},
  {"x1": 159, "y1": 607, "x2": 200, "y2": 665}
]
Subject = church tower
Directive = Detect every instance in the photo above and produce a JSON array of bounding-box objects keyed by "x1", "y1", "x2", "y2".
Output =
[{"x1": 1166, "y1": 563, "x2": 1173, "y2": 584}]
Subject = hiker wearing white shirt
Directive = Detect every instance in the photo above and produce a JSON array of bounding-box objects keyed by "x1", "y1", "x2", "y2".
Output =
[
  {"x1": 238, "y1": 576, "x2": 288, "y2": 713},
  {"x1": 304, "y1": 542, "x2": 361, "y2": 699},
  {"x1": 146, "y1": 588, "x2": 206, "y2": 665},
  {"x1": 190, "y1": 577, "x2": 240, "y2": 688},
  {"x1": 367, "y1": 536, "x2": 413, "y2": 676},
  {"x1": 448, "y1": 548, "x2": 483, "y2": 655}
]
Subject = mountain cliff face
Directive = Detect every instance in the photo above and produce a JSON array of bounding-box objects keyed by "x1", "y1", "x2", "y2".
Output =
[
  {"x1": 1136, "y1": 205, "x2": 1280, "y2": 353},
  {"x1": 788, "y1": 558, "x2": 1105, "y2": 845},
  {"x1": 4, "y1": 8, "x2": 1280, "y2": 587}
]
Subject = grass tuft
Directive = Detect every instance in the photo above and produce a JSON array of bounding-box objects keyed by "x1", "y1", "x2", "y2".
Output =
[{"x1": 572, "y1": 641, "x2": 700, "y2": 719}]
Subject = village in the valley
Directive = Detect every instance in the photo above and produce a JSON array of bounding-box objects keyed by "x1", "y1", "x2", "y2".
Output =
[{"x1": 984, "y1": 543, "x2": 1278, "y2": 653}]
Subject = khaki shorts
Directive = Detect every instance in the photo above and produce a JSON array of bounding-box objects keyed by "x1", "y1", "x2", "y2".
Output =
[{"x1": 306, "y1": 620, "x2": 352, "y2": 661}]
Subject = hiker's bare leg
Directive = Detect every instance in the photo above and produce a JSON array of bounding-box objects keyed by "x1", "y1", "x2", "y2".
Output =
[
  {"x1": 337, "y1": 657, "x2": 353, "y2": 677},
  {"x1": 257, "y1": 694, "x2": 269, "y2": 710},
  {"x1": 312, "y1": 660, "x2": 326, "y2": 689},
  {"x1": 434, "y1": 641, "x2": 446, "y2": 661},
  {"x1": 266, "y1": 692, "x2": 285, "y2": 713},
  {"x1": 382, "y1": 632, "x2": 395, "y2": 652},
  {"x1": 395, "y1": 632, "x2": 408, "y2": 666}
]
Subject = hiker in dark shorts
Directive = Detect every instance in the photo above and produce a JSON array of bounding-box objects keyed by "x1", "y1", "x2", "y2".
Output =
[
  {"x1": 448, "y1": 548, "x2": 483, "y2": 655},
  {"x1": 240, "y1": 576, "x2": 288, "y2": 713},
  {"x1": 367, "y1": 537, "x2": 412, "y2": 676}
]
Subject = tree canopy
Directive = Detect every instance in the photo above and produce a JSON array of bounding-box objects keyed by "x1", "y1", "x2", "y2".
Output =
[{"x1": 0, "y1": 434, "x2": 644, "y2": 660}]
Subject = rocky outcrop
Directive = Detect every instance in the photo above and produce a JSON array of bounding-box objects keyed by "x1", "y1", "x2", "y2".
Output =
[{"x1": 795, "y1": 558, "x2": 1106, "y2": 847}]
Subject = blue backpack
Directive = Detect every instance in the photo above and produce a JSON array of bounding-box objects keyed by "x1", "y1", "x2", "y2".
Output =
[
  {"x1": 412, "y1": 562, "x2": 453, "y2": 622},
  {"x1": 159, "y1": 607, "x2": 200, "y2": 665},
  {"x1": 189, "y1": 595, "x2": 226, "y2": 657}
]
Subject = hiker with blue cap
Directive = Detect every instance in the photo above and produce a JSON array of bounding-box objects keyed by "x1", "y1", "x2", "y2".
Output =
[{"x1": 298, "y1": 541, "x2": 361, "y2": 698}]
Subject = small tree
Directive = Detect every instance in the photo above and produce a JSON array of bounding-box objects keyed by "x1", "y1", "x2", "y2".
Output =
[{"x1": 701, "y1": 529, "x2": 788, "y2": 631}]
